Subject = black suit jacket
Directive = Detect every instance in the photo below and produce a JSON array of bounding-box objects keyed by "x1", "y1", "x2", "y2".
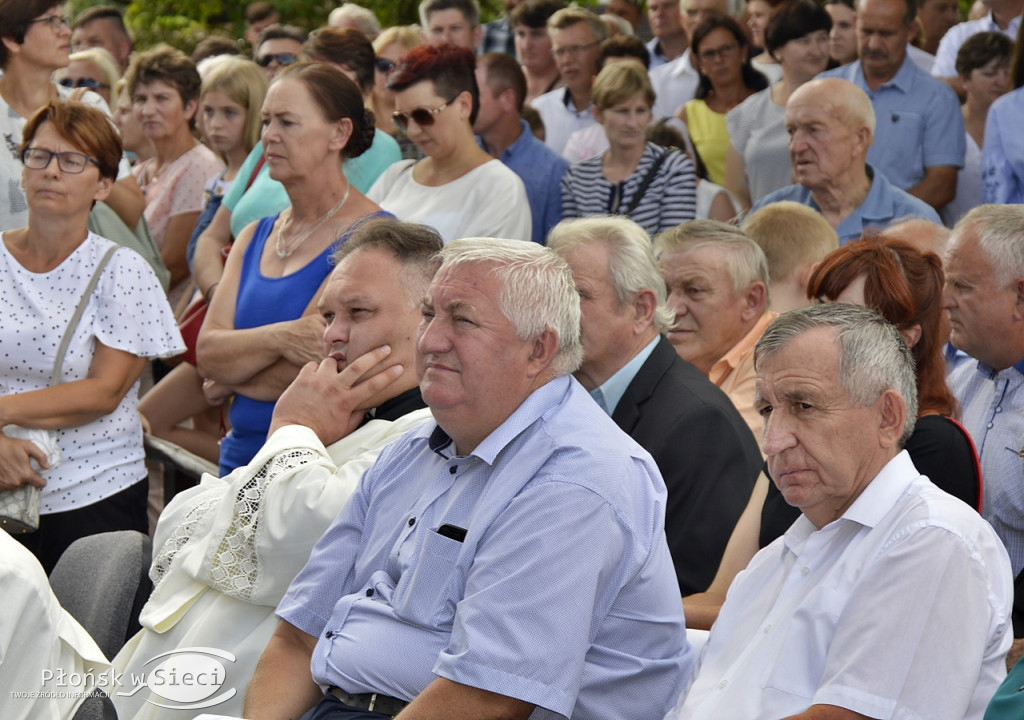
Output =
[{"x1": 611, "y1": 336, "x2": 762, "y2": 595}]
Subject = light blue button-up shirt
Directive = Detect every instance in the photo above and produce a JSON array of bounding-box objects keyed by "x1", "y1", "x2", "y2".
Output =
[
  {"x1": 478, "y1": 120, "x2": 569, "y2": 245},
  {"x1": 278, "y1": 375, "x2": 692, "y2": 719},
  {"x1": 752, "y1": 164, "x2": 941, "y2": 244},
  {"x1": 820, "y1": 54, "x2": 965, "y2": 191},
  {"x1": 949, "y1": 357, "x2": 1024, "y2": 576},
  {"x1": 982, "y1": 86, "x2": 1024, "y2": 204}
]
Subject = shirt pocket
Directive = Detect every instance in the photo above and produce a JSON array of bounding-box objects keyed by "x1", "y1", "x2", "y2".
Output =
[
  {"x1": 877, "y1": 110, "x2": 925, "y2": 184},
  {"x1": 391, "y1": 529, "x2": 463, "y2": 630},
  {"x1": 762, "y1": 584, "x2": 847, "y2": 700}
]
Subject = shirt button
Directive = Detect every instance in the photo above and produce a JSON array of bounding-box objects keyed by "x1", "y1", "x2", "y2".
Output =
[
  {"x1": 325, "y1": 630, "x2": 334, "y2": 639},
  {"x1": 366, "y1": 588, "x2": 374, "y2": 597},
  {"x1": 408, "y1": 517, "x2": 415, "y2": 526},
  {"x1": 764, "y1": 624, "x2": 773, "y2": 634},
  {"x1": 449, "y1": 465, "x2": 457, "y2": 475},
  {"x1": 801, "y1": 567, "x2": 810, "y2": 576},
  {"x1": 996, "y1": 406, "x2": 1002, "y2": 413},
  {"x1": 987, "y1": 422, "x2": 994, "y2": 429},
  {"x1": 719, "y1": 680, "x2": 728, "y2": 689}
]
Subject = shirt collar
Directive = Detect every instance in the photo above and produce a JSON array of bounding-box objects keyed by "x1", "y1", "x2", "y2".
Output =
[
  {"x1": 592, "y1": 336, "x2": 660, "y2": 416},
  {"x1": 562, "y1": 87, "x2": 591, "y2": 115},
  {"x1": 862, "y1": 52, "x2": 917, "y2": 94},
  {"x1": 1014, "y1": 356, "x2": 1024, "y2": 376},
  {"x1": 427, "y1": 375, "x2": 575, "y2": 464}
]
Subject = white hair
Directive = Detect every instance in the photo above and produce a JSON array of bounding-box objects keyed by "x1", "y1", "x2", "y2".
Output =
[
  {"x1": 438, "y1": 239, "x2": 583, "y2": 377},
  {"x1": 951, "y1": 204, "x2": 1024, "y2": 288},
  {"x1": 654, "y1": 220, "x2": 771, "y2": 300},
  {"x1": 328, "y1": 3, "x2": 382, "y2": 38},
  {"x1": 754, "y1": 303, "x2": 918, "y2": 445},
  {"x1": 548, "y1": 216, "x2": 674, "y2": 333}
]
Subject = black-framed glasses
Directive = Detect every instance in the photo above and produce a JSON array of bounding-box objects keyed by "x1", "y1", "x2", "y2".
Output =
[
  {"x1": 255, "y1": 52, "x2": 298, "y2": 68},
  {"x1": 392, "y1": 94, "x2": 460, "y2": 132},
  {"x1": 58, "y1": 77, "x2": 110, "y2": 92},
  {"x1": 375, "y1": 57, "x2": 396, "y2": 74},
  {"x1": 28, "y1": 14, "x2": 70, "y2": 31},
  {"x1": 21, "y1": 147, "x2": 99, "y2": 174},
  {"x1": 697, "y1": 41, "x2": 740, "y2": 63}
]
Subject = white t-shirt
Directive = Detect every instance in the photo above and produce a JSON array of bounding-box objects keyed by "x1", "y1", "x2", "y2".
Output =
[
  {"x1": 367, "y1": 159, "x2": 532, "y2": 243},
  {"x1": 667, "y1": 451, "x2": 1012, "y2": 720},
  {"x1": 0, "y1": 232, "x2": 184, "y2": 512}
]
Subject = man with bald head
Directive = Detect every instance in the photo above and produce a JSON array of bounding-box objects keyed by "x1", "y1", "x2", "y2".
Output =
[
  {"x1": 650, "y1": 0, "x2": 728, "y2": 119},
  {"x1": 752, "y1": 77, "x2": 941, "y2": 244},
  {"x1": 820, "y1": 0, "x2": 964, "y2": 211}
]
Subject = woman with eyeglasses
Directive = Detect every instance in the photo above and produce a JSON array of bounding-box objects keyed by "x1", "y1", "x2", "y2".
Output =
[
  {"x1": 677, "y1": 15, "x2": 768, "y2": 187},
  {"x1": 367, "y1": 43, "x2": 531, "y2": 243},
  {"x1": 197, "y1": 62, "x2": 388, "y2": 475},
  {"x1": 127, "y1": 45, "x2": 224, "y2": 309},
  {"x1": 56, "y1": 46, "x2": 119, "y2": 107},
  {"x1": 0, "y1": 100, "x2": 182, "y2": 572},
  {"x1": 370, "y1": 25, "x2": 425, "y2": 160},
  {"x1": 725, "y1": 0, "x2": 832, "y2": 211},
  {"x1": 0, "y1": 0, "x2": 145, "y2": 235}
]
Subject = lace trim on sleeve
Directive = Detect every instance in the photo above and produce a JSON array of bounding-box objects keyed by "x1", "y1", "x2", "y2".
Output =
[
  {"x1": 151, "y1": 494, "x2": 220, "y2": 587},
  {"x1": 207, "y1": 448, "x2": 321, "y2": 601}
]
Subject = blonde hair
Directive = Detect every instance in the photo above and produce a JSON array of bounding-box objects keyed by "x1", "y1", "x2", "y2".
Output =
[
  {"x1": 591, "y1": 60, "x2": 654, "y2": 111},
  {"x1": 742, "y1": 201, "x2": 839, "y2": 283},
  {"x1": 199, "y1": 55, "x2": 268, "y2": 154}
]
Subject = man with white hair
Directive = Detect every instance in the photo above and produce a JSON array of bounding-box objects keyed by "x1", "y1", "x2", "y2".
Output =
[
  {"x1": 655, "y1": 221, "x2": 775, "y2": 438},
  {"x1": 327, "y1": 3, "x2": 381, "y2": 39},
  {"x1": 944, "y1": 204, "x2": 1024, "y2": 664},
  {"x1": 666, "y1": 303, "x2": 1013, "y2": 720},
  {"x1": 753, "y1": 77, "x2": 941, "y2": 244},
  {"x1": 549, "y1": 216, "x2": 761, "y2": 596},
  {"x1": 245, "y1": 239, "x2": 692, "y2": 720}
]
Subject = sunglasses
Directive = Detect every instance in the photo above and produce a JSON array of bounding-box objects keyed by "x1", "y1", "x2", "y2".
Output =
[
  {"x1": 375, "y1": 57, "x2": 396, "y2": 74},
  {"x1": 392, "y1": 94, "x2": 460, "y2": 132},
  {"x1": 58, "y1": 77, "x2": 109, "y2": 92},
  {"x1": 256, "y1": 52, "x2": 298, "y2": 68}
]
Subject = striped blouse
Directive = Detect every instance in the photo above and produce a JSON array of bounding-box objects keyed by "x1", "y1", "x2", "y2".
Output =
[{"x1": 560, "y1": 142, "x2": 698, "y2": 238}]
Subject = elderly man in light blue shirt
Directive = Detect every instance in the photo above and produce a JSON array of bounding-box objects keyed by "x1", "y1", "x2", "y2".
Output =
[
  {"x1": 944, "y1": 204, "x2": 1024, "y2": 660},
  {"x1": 244, "y1": 239, "x2": 692, "y2": 720},
  {"x1": 820, "y1": 0, "x2": 964, "y2": 211},
  {"x1": 752, "y1": 78, "x2": 940, "y2": 244}
]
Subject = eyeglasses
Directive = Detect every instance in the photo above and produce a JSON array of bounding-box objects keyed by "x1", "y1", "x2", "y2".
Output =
[
  {"x1": 255, "y1": 52, "x2": 298, "y2": 68},
  {"x1": 28, "y1": 14, "x2": 70, "y2": 31},
  {"x1": 552, "y1": 41, "x2": 599, "y2": 59},
  {"x1": 58, "y1": 77, "x2": 110, "y2": 92},
  {"x1": 375, "y1": 57, "x2": 396, "y2": 74},
  {"x1": 392, "y1": 94, "x2": 460, "y2": 132},
  {"x1": 21, "y1": 147, "x2": 99, "y2": 174},
  {"x1": 697, "y1": 41, "x2": 740, "y2": 63}
]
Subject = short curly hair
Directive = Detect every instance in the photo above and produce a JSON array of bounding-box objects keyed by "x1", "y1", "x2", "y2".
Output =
[{"x1": 126, "y1": 44, "x2": 202, "y2": 106}]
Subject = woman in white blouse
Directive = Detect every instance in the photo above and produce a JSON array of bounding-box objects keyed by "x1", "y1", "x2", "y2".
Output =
[{"x1": 0, "y1": 100, "x2": 182, "y2": 571}]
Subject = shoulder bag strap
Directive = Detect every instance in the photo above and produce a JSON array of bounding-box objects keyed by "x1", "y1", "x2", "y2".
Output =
[
  {"x1": 623, "y1": 149, "x2": 671, "y2": 217},
  {"x1": 50, "y1": 243, "x2": 119, "y2": 386}
]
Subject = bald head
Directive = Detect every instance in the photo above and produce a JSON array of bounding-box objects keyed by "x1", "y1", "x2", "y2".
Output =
[
  {"x1": 882, "y1": 218, "x2": 950, "y2": 257},
  {"x1": 681, "y1": 0, "x2": 728, "y2": 36},
  {"x1": 790, "y1": 78, "x2": 876, "y2": 138}
]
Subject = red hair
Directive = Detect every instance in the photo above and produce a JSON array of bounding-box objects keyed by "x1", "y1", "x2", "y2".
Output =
[
  {"x1": 387, "y1": 43, "x2": 479, "y2": 125},
  {"x1": 808, "y1": 235, "x2": 957, "y2": 417}
]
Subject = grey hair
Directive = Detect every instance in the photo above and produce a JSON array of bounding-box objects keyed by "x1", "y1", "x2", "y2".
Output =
[
  {"x1": 328, "y1": 3, "x2": 382, "y2": 38},
  {"x1": 754, "y1": 303, "x2": 918, "y2": 445},
  {"x1": 951, "y1": 204, "x2": 1024, "y2": 288},
  {"x1": 547, "y1": 216, "x2": 674, "y2": 333},
  {"x1": 654, "y1": 220, "x2": 771, "y2": 299},
  {"x1": 547, "y1": 7, "x2": 609, "y2": 42},
  {"x1": 438, "y1": 238, "x2": 583, "y2": 377}
]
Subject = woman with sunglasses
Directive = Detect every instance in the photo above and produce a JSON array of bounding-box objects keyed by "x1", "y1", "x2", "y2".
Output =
[
  {"x1": 367, "y1": 43, "x2": 531, "y2": 243},
  {"x1": 0, "y1": 0, "x2": 145, "y2": 235},
  {"x1": 0, "y1": 100, "x2": 181, "y2": 571},
  {"x1": 371, "y1": 25, "x2": 425, "y2": 160},
  {"x1": 678, "y1": 15, "x2": 768, "y2": 187},
  {"x1": 197, "y1": 62, "x2": 387, "y2": 475},
  {"x1": 683, "y1": 234, "x2": 982, "y2": 631},
  {"x1": 56, "y1": 47, "x2": 119, "y2": 107}
]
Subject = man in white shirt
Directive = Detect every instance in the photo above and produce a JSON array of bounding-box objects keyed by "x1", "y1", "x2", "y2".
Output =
[
  {"x1": 647, "y1": 0, "x2": 688, "y2": 68},
  {"x1": 666, "y1": 303, "x2": 1013, "y2": 720},
  {"x1": 649, "y1": 0, "x2": 727, "y2": 119},
  {"x1": 932, "y1": 0, "x2": 1022, "y2": 97},
  {"x1": 530, "y1": 7, "x2": 606, "y2": 156}
]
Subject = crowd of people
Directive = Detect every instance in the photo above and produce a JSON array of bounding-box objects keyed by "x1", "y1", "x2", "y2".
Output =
[{"x1": 2, "y1": 0, "x2": 1024, "y2": 718}]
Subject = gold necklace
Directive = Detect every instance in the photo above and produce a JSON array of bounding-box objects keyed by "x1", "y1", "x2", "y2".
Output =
[{"x1": 275, "y1": 182, "x2": 351, "y2": 259}]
